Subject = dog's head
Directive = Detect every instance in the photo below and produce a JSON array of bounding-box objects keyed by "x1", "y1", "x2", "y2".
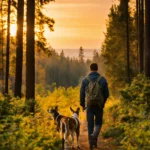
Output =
[
  {"x1": 70, "y1": 107, "x2": 80, "y2": 118},
  {"x1": 48, "y1": 106, "x2": 59, "y2": 120}
]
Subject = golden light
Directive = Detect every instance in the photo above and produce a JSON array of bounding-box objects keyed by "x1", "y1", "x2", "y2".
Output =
[{"x1": 10, "y1": 24, "x2": 17, "y2": 36}]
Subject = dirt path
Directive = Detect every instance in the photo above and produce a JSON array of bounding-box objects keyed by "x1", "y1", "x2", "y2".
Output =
[
  {"x1": 68, "y1": 120, "x2": 117, "y2": 150},
  {"x1": 78, "y1": 121, "x2": 116, "y2": 150}
]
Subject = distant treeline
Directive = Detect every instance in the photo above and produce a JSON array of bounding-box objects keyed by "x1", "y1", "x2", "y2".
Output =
[{"x1": 35, "y1": 47, "x2": 105, "y2": 91}]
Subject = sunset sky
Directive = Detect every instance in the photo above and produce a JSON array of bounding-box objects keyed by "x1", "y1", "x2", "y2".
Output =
[{"x1": 43, "y1": 0, "x2": 115, "y2": 49}]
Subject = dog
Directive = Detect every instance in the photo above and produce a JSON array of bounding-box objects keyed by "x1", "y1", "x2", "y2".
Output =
[{"x1": 48, "y1": 106, "x2": 80, "y2": 150}]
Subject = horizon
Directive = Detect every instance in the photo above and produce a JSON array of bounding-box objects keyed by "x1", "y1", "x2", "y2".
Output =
[{"x1": 55, "y1": 48, "x2": 100, "y2": 60}]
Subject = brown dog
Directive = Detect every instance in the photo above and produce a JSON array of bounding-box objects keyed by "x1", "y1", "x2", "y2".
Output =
[{"x1": 48, "y1": 106, "x2": 80, "y2": 150}]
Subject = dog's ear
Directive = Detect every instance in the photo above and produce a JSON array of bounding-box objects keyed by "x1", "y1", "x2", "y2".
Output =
[
  {"x1": 55, "y1": 106, "x2": 58, "y2": 111},
  {"x1": 70, "y1": 107, "x2": 74, "y2": 112},
  {"x1": 77, "y1": 107, "x2": 80, "y2": 112},
  {"x1": 48, "y1": 108, "x2": 51, "y2": 113}
]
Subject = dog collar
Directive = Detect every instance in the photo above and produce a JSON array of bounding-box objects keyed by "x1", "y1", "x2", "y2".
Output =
[{"x1": 55, "y1": 114, "x2": 60, "y2": 123}]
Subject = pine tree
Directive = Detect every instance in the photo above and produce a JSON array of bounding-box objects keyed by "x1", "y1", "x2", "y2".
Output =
[
  {"x1": 92, "y1": 50, "x2": 99, "y2": 63},
  {"x1": 14, "y1": 0, "x2": 24, "y2": 97},
  {"x1": 5, "y1": 0, "x2": 11, "y2": 94},
  {"x1": 78, "y1": 46, "x2": 84, "y2": 63},
  {"x1": 101, "y1": 3, "x2": 136, "y2": 88},
  {"x1": 0, "y1": 0, "x2": 4, "y2": 94},
  {"x1": 145, "y1": 0, "x2": 150, "y2": 77},
  {"x1": 138, "y1": 0, "x2": 144, "y2": 72},
  {"x1": 26, "y1": 0, "x2": 35, "y2": 112}
]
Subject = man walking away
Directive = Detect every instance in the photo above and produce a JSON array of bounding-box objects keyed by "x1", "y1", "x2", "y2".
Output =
[{"x1": 80, "y1": 63, "x2": 109, "y2": 149}]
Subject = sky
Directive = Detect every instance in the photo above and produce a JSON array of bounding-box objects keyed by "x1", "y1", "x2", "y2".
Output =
[{"x1": 43, "y1": 0, "x2": 115, "y2": 50}]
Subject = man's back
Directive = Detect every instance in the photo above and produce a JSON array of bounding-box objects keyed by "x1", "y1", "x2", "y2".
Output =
[{"x1": 80, "y1": 71, "x2": 109, "y2": 108}]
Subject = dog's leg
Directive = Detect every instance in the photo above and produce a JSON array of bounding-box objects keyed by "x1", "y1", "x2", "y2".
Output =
[
  {"x1": 61, "y1": 123, "x2": 65, "y2": 149},
  {"x1": 64, "y1": 132, "x2": 69, "y2": 150},
  {"x1": 76, "y1": 129, "x2": 80, "y2": 149},
  {"x1": 64, "y1": 124, "x2": 69, "y2": 150},
  {"x1": 62, "y1": 137, "x2": 65, "y2": 150},
  {"x1": 71, "y1": 131, "x2": 74, "y2": 149}
]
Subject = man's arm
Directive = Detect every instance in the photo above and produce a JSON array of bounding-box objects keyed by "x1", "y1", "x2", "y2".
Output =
[
  {"x1": 80, "y1": 79, "x2": 86, "y2": 108},
  {"x1": 101, "y1": 78, "x2": 109, "y2": 104}
]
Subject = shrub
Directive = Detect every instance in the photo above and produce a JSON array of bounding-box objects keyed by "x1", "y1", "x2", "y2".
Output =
[{"x1": 102, "y1": 74, "x2": 150, "y2": 150}]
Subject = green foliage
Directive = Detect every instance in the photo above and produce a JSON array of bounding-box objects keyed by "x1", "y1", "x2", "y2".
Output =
[
  {"x1": 121, "y1": 121, "x2": 150, "y2": 150},
  {"x1": 0, "y1": 86, "x2": 81, "y2": 149},
  {"x1": 0, "y1": 97, "x2": 60, "y2": 149},
  {"x1": 120, "y1": 74, "x2": 150, "y2": 117},
  {"x1": 35, "y1": 0, "x2": 55, "y2": 55},
  {"x1": 102, "y1": 74, "x2": 150, "y2": 149},
  {"x1": 102, "y1": 125, "x2": 124, "y2": 139},
  {"x1": 36, "y1": 49, "x2": 88, "y2": 89},
  {"x1": 101, "y1": 4, "x2": 137, "y2": 90},
  {"x1": 0, "y1": 95, "x2": 13, "y2": 116}
]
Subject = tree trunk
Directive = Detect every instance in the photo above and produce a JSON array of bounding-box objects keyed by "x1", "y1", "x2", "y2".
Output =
[
  {"x1": 139, "y1": 0, "x2": 144, "y2": 73},
  {"x1": 14, "y1": 0, "x2": 24, "y2": 97},
  {"x1": 136, "y1": 0, "x2": 139, "y2": 70},
  {"x1": 0, "y1": 0, "x2": 4, "y2": 94},
  {"x1": 5, "y1": 0, "x2": 11, "y2": 94},
  {"x1": 26, "y1": 0, "x2": 35, "y2": 112},
  {"x1": 145, "y1": 0, "x2": 150, "y2": 77},
  {"x1": 125, "y1": 0, "x2": 130, "y2": 84}
]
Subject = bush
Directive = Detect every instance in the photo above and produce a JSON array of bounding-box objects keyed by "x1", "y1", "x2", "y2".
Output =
[
  {"x1": 0, "y1": 86, "x2": 82, "y2": 149},
  {"x1": 102, "y1": 74, "x2": 150, "y2": 150}
]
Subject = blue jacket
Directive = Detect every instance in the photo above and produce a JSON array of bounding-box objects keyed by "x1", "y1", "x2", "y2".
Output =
[{"x1": 80, "y1": 71, "x2": 109, "y2": 108}]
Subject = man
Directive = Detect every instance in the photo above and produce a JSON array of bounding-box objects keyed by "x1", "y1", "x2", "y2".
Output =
[{"x1": 80, "y1": 63, "x2": 109, "y2": 149}]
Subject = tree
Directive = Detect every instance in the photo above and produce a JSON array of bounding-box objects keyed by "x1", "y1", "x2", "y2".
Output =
[
  {"x1": 125, "y1": 0, "x2": 130, "y2": 84},
  {"x1": 145, "y1": 0, "x2": 150, "y2": 77},
  {"x1": 26, "y1": 0, "x2": 35, "y2": 110},
  {"x1": 5, "y1": 0, "x2": 11, "y2": 94},
  {"x1": 60, "y1": 50, "x2": 65, "y2": 61},
  {"x1": 120, "y1": 0, "x2": 130, "y2": 84},
  {"x1": 14, "y1": 0, "x2": 24, "y2": 97},
  {"x1": 136, "y1": 0, "x2": 144, "y2": 72},
  {"x1": 78, "y1": 46, "x2": 84, "y2": 63},
  {"x1": 35, "y1": 0, "x2": 54, "y2": 56},
  {"x1": 101, "y1": 3, "x2": 137, "y2": 89},
  {"x1": 0, "y1": 0, "x2": 4, "y2": 94},
  {"x1": 92, "y1": 50, "x2": 99, "y2": 63}
]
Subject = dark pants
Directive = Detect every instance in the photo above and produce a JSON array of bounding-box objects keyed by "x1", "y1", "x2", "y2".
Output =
[{"x1": 86, "y1": 106, "x2": 103, "y2": 139}]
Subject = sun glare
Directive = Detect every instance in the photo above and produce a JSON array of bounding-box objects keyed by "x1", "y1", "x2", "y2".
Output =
[{"x1": 10, "y1": 24, "x2": 17, "y2": 36}]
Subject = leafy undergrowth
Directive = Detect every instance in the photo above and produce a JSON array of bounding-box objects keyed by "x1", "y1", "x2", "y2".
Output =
[
  {"x1": 102, "y1": 74, "x2": 150, "y2": 150},
  {"x1": 0, "y1": 87, "x2": 81, "y2": 150},
  {"x1": 1, "y1": 74, "x2": 150, "y2": 150}
]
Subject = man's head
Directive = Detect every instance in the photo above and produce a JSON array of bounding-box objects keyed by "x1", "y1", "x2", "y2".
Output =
[{"x1": 90, "y1": 63, "x2": 98, "y2": 71}]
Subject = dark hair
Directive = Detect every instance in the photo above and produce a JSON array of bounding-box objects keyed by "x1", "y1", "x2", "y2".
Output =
[{"x1": 90, "y1": 63, "x2": 98, "y2": 71}]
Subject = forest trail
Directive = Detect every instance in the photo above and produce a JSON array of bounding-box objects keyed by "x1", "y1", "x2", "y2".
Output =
[
  {"x1": 78, "y1": 121, "x2": 116, "y2": 150},
  {"x1": 68, "y1": 119, "x2": 117, "y2": 150}
]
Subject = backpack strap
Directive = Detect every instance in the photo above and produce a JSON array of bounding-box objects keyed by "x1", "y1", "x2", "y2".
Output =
[
  {"x1": 86, "y1": 76, "x2": 91, "y2": 82},
  {"x1": 96, "y1": 76, "x2": 103, "y2": 83},
  {"x1": 86, "y1": 76, "x2": 103, "y2": 83}
]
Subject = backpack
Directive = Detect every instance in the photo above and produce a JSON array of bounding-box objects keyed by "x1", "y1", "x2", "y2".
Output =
[{"x1": 85, "y1": 76, "x2": 104, "y2": 107}]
